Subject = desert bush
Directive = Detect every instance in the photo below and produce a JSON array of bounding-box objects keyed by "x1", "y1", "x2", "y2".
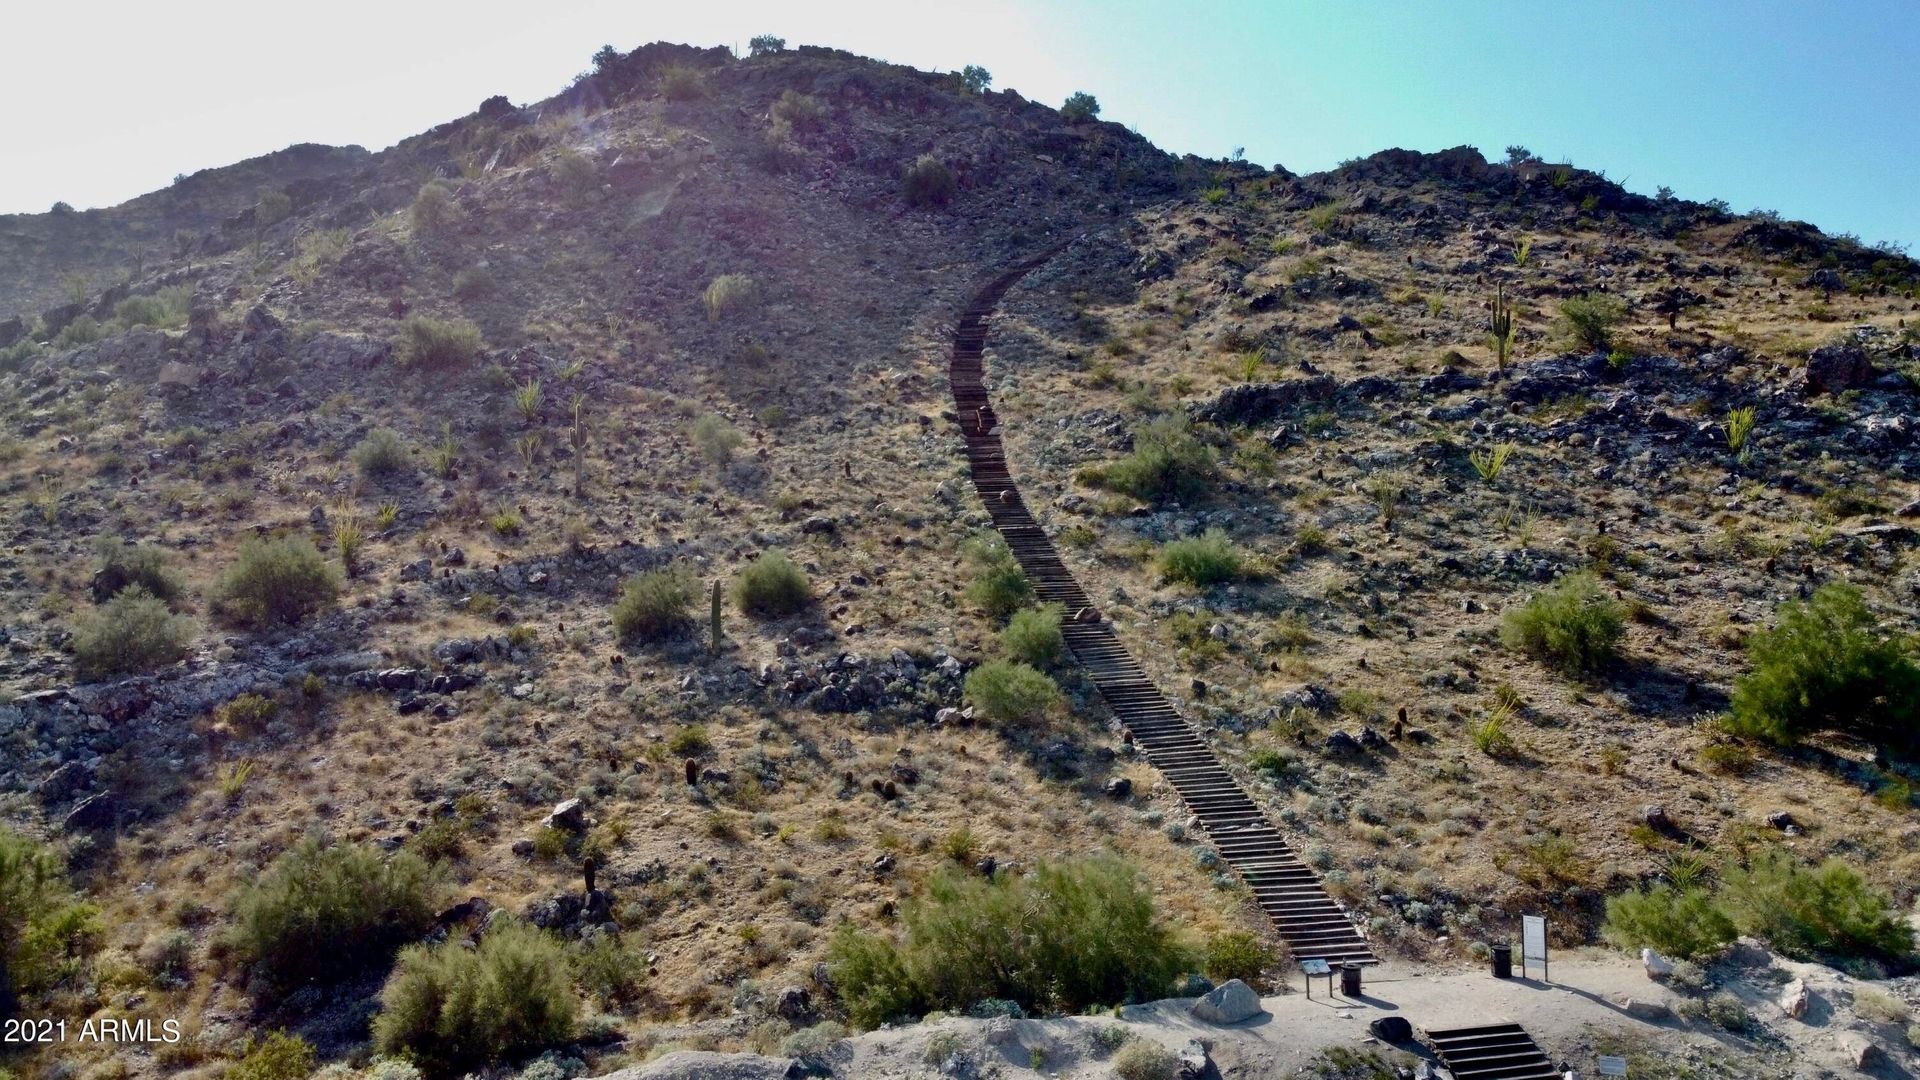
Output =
[
  {"x1": 1601, "y1": 884, "x2": 1736, "y2": 960},
  {"x1": 1158, "y1": 529, "x2": 1241, "y2": 586},
  {"x1": 1088, "y1": 417, "x2": 1216, "y2": 502},
  {"x1": 1001, "y1": 603, "x2": 1064, "y2": 667},
  {"x1": 1060, "y1": 91, "x2": 1100, "y2": 122},
  {"x1": 658, "y1": 63, "x2": 706, "y2": 101},
  {"x1": 1726, "y1": 583, "x2": 1919, "y2": 747},
  {"x1": 828, "y1": 856, "x2": 1193, "y2": 1027},
  {"x1": 1204, "y1": 930, "x2": 1277, "y2": 985},
  {"x1": 0, "y1": 825, "x2": 99, "y2": 1001},
  {"x1": 1557, "y1": 292, "x2": 1627, "y2": 352},
  {"x1": 53, "y1": 315, "x2": 103, "y2": 349},
  {"x1": 748, "y1": 33, "x2": 785, "y2": 56},
  {"x1": 212, "y1": 536, "x2": 340, "y2": 628},
  {"x1": 71, "y1": 587, "x2": 194, "y2": 678},
  {"x1": 702, "y1": 274, "x2": 757, "y2": 322},
  {"x1": 1111, "y1": 1040, "x2": 1177, "y2": 1080},
  {"x1": 91, "y1": 537, "x2": 183, "y2": 604},
  {"x1": 227, "y1": 837, "x2": 440, "y2": 993},
  {"x1": 397, "y1": 316, "x2": 481, "y2": 371},
  {"x1": 613, "y1": 566, "x2": 699, "y2": 643},
  {"x1": 372, "y1": 919, "x2": 576, "y2": 1075},
  {"x1": 768, "y1": 90, "x2": 826, "y2": 140},
  {"x1": 1499, "y1": 571, "x2": 1623, "y2": 675},
  {"x1": 1717, "y1": 847, "x2": 1914, "y2": 967},
  {"x1": 547, "y1": 148, "x2": 596, "y2": 194},
  {"x1": 352, "y1": 428, "x2": 411, "y2": 479},
  {"x1": 962, "y1": 534, "x2": 1031, "y2": 618},
  {"x1": 114, "y1": 285, "x2": 191, "y2": 330},
  {"x1": 689, "y1": 413, "x2": 744, "y2": 466},
  {"x1": 963, "y1": 660, "x2": 1060, "y2": 725},
  {"x1": 409, "y1": 181, "x2": 460, "y2": 235},
  {"x1": 733, "y1": 550, "x2": 809, "y2": 617},
  {"x1": 902, "y1": 155, "x2": 957, "y2": 208},
  {"x1": 960, "y1": 64, "x2": 992, "y2": 93},
  {"x1": 228, "y1": 1032, "x2": 314, "y2": 1080}
]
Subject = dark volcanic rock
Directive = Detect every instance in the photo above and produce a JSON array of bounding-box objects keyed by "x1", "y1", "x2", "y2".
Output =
[{"x1": 1189, "y1": 376, "x2": 1336, "y2": 425}]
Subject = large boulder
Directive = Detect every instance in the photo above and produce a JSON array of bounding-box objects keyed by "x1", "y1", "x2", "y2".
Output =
[
  {"x1": 1800, "y1": 340, "x2": 1874, "y2": 396},
  {"x1": 1190, "y1": 978, "x2": 1263, "y2": 1024},
  {"x1": 1189, "y1": 376, "x2": 1335, "y2": 426}
]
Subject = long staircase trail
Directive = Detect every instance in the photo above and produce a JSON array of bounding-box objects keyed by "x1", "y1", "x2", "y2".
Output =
[{"x1": 947, "y1": 251, "x2": 1377, "y2": 967}]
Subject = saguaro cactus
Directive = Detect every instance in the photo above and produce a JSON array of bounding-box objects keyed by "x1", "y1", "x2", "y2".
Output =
[
  {"x1": 710, "y1": 579, "x2": 723, "y2": 654},
  {"x1": 1490, "y1": 283, "x2": 1516, "y2": 372}
]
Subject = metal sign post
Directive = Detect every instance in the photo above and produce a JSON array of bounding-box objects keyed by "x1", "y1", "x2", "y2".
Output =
[{"x1": 1521, "y1": 914, "x2": 1549, "y2": 981}]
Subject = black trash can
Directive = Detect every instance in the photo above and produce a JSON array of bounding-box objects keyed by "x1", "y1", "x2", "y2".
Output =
[
  {"x1": 1340, "y1": 961, "x2": 1363, "y2": 997},
  {"x1": 1491, "y1": 943, "x2": 1513, "y2": 979}
]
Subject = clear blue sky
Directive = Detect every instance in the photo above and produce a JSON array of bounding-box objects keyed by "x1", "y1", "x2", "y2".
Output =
[{"x1": 5, "y1": 1, "x2": 1915, "y2": 250}]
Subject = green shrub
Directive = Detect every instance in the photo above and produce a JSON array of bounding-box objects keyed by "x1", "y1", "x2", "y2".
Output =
[
  {"x1": 768, "y1": 90, "x2": 826, "y2": 140},
  {"x1": 1111, "y1": 1040, "x2": 1178, "y2": 1080},
  {"x1": 0, "y1": 825, "x2": 100, "y2": 1001},
  {"x1": 1204, "y1": 930, "x2": 1277, "y2": 984},
  {"x1": 90, "y1": 537, "x2": 183, "y2": 604},
  {"x1": 212, "y1": 536, "x2": 341, "y2": 628},
  {"x1": 702, "y1": 274, "x2": 757, "y2": 322},
  {"x1": 1158, "y1": 529, "x2": 1241, "y2": 586},
  {"x1": 658, "y1": 63, "x2": 706, "y2": 101},
  {"x1": 1060, "y1": 91, "x2": 1100, "y2": 122},
  {"x1": 372, "y1": 919, "x2": 576, "y2": 1075},
  {"x1": 227, "y1": 837, "x2": 440, "y2": 993},
  {"x1": 1726, "y1": 583, "x2": 1919, "y2": 747},
  {"x1": 613, "y1": 566, "x2": 699, "y2": 643},
  {"x1": 733, "y1": 550, "x2": 810, "y2": 617},
  {"x1": 963, "y1": 660, "x2": 1060, "y2": 725},
  {"x1": 1089, "y1": 417, "x2": 1216, "y2": 502},
  {"x1": 962, "y1": 534, "x2": 1031, "y2": 618},
  {"x1": 827, "y1": 856, "x2": 1193, "y2": 1027},
  {"x1": 1601, "y1": 884, "x2": 1736, "y2": 960},
  {"x1": 1718, "y1": 848, "x2": 1914, "y2": 967},
  {"x1": 960, "y1": 64, "x2": 992, "y2": 93},
  {"x1": 1557, "y1": 292, "x2": 1627, "y2": 352},
  {"x1": 228, "y1": 1032, "x2": 315, "y2": 1080},
  {"x1": 571, "y1": 933, "x2": 647, "y2": 1007},
  {"x1": 902, "y1": 155, "x2": 957, "y2": 209},
  {"x1": 689, "y1": 413, "x2": 744, "y2": 466},
  {"x1": 71, "y1": 588, "x2": 194, "y2": 678},
  {"x1": 1499, "y1": 571, "x2": 1624, "y2": 675},
  {"x1": 1001, "y1": 603, "x2": 1064, "y2": 667},
  {"x1": 409, "y1": 181, "x2": 460, "y2": 236},
  {"x1": 397, "y1": 316, "x2": 481, "y2": 371},
  {"x1": 53, "y1": 315, "x2": 103, "y2": 350},
  {"x1": 748, "y1": 33, "x2": 785, "y2": 57},
  {"x1": 114, "y1": 285, "x2": 191, "y2": 330},
  {"x1": 352, "y1": 428, "x2": 411, "y2": 478}
]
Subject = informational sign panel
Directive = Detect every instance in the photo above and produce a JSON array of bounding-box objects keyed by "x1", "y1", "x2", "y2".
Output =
[
  {"x1": 1521, "y1": 914, "x2": 1549, "y2": 980},
  {"x1": 1300, "y1": 959, "x2": 1329, "y2": 975},
  {"x1": 1597, "y1": 1054, "x2": 1628, "y2": 1077}
]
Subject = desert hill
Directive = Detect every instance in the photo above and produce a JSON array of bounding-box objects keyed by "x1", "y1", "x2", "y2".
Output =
[{"x1": 1, "y1": 37, "x2": 1918, "y2": 1080}]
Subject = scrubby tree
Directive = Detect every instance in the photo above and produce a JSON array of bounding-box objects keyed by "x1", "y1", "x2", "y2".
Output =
[
  {"x1": 960, "y1": 65, "x2": 992, "y2": 93},
  {"x1": 1060, "y1": 91, "x2": 1100, "y2": 122},
  {"x1": 901, "y1": 155, "x2": 957, "y2": 209},
  {"x1": 71, "y1": 588, "x2": 194, "y2": 678},
  {"x1": 1557, "y1": 292, "x2": 1627, "y2": 352},
  {"x1": 964, "y1": 660, "x2": 1060, "y2": 724},
  {"x1": 212, "y1": 536, "x2": 341, "y2": 628},
  {"x1": 1602, "y1": 884, "x2": 1736, "y2": 960},
  {"x1": 962, "y1": 534, "x2": 1031, "y2": 618},
  {"x1": 1499, "y1": 571, "x2": 1624, "y2": 675},
  {"x1": 1727, "y1": 584, "x2": 1919, "y2": 747},
  {"x1": 373, "y1": 919, "x2": 576, "y2": 1075},
  {"x1": 226, "y1": 838, "x2": 440, "y2": 994},
  {"x1": 0, "y1": 826, "x2": 99, "y2": 1015},
  {"x1": 748, "y1": 33, "x2": 785, "y2": 57}
]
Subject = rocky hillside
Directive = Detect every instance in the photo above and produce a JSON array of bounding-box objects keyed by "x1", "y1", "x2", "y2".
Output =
[{"x1": 2, "y1": 37, "x2": 1919, "y2": 1080}]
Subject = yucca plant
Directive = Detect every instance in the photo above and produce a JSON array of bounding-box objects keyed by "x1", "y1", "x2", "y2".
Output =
[
  {"x1": 1723, "y1": 406, "x2": 1756, "y2": 464},
  {"x1": 515, "y1": 433, "x2": 542, "y2": 472},
  {"x1": 1470, "y1": 441, "x2": 1516, "y2": 484},
  {"x1": 1512, "y1": 237, "x2": 1533, "y2": 267},
  {"x1": 515, "y1": 379, "x2": 542, "y2": 423},
  {"x1": 1489, "y1": 283, "x2": 1516, "y2": 372},
  {"x1": 430, "y1": 423, "x2": 459, "y2": 479},
  {"x1": 218, "y1": 760, "x2": 256, "y2": 804},
  {"x1": 374, "y1": 501, "x2": 400, "y2": 530},
  {"x1": 334, "y1": 515, "x2": 364, "y2": 578},
  {"x1": 489, "y1": 506, "x2": 523, "y2": 537}
]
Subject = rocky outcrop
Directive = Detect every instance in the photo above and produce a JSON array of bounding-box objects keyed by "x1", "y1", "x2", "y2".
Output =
[{"x1": 1189, "y1": 376, "x2": 1336, "y2": 426}]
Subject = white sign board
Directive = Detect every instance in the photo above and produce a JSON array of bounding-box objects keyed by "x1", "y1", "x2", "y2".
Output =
[
  {"x1": 1597, "y1": 1054, "x2": 1628, "y2": 1077},
  {"x1": 1521, "y1": 914, "x2": 1548, "y2": 978}
]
